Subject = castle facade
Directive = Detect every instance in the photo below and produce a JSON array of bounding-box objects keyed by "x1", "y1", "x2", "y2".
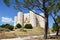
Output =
[{"x1": 14, "y1": 11, "x2": 45, "y2": 28}]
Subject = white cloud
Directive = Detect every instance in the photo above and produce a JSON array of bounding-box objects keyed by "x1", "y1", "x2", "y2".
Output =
[{"x1": 1, "y1": 17, "x2": 14, "y2": 23}]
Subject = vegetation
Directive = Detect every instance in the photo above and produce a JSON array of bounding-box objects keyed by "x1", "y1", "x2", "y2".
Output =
[
  {"x1": 0, "y1": 27, "x2": 44, "y2": 39},
  {"x1": 24, "y1": 24, "x2": 33, "y2": 29},
  {"x1": 16, "y1": 23, "x2": 22, "y2": 28},
  {"x1": 0, "y1": 24, "x2": 14, "y2": 30},
  {"x1": 52, "y1": 16, "x2": 60, "y2": 32},
  {"x1": 56, "y1": 16, "x2": 60, "y2": 23},
  {"x1": 52, "y1": 23, "x2": 58, "y2": 32}
]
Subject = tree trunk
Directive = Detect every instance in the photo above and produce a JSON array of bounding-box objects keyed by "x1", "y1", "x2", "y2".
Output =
[
  {"x1": 43, "y1": 0, "x2": 48, "y2": 39},
  {"x1": 44, "y1": 12, "x2": 48, "y2": 39},
  {"x1": 56, "y1": 27, "x2": 59, "y2": 36}
]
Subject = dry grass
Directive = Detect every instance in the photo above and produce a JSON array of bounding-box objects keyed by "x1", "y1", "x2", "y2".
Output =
[
  {"x1": 0, "y1": 31, "x2": 17, "y2": 39},
  {"x1": 0, "y1": 27, "x2": 44, "y2": 39},
  {"x1": 14, "y1": 27, "x2": 44, "y2": 36}
]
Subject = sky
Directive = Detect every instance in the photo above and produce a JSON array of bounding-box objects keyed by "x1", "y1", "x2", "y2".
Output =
[{"x1": 0, "y1": 0, "x2": 55, "y2": 28}]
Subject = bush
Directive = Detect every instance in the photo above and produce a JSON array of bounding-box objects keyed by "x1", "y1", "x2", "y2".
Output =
[
  {"x1": 4, "y1": 24, "x2": 14, "y2": 30},
  {"x1": 16, "y1": 23, "x2": 22, "y2": 28},
  {"x1": 24, "y1": 24, "x2": 33, "y2": 29},
  {"x1": 0, "y1": 24, "x2": 6, "y2": 28},
  {"x1": 52, "y1": 23, "x2": 58, "y2": 32},
  {"x1": 0, "y1": 24, "x2": 14, "y2": 31},
  {"x1": 9, "y1": 25, "x2": 14, "y2": 30}
]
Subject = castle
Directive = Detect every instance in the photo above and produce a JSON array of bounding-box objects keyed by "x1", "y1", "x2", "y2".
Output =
[{"x1": 14, "y1": 11, "x2": 45, "y2": 28}]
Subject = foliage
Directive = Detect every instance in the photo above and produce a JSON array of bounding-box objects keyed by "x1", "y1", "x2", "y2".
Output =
[
  {"x1": 52, "y1": 16, "x2": 60, "y2": 32},
  {"x1": 24, "y1": 24, "x2": 33, "y2": 29},
  {"x1": 5, "y1": 24, "x2": 14, "y2": 30},
  {"x1": 56, "y1": 16, "x2": 60, "y2": 23},
  {"x1": 52, "y1": 23, "x2": 58, "y2": 32},
  {"x1": 16, "y1": 23, "x2": 22, "y2": 28},
  {"x1": 4, "y1": 0, "x2": 10, "y2": 6},
  {"x1": 0, "y1": 24, "x2": 14, "y2": 30},
  {"x1": 0, "y1": 24, "x2": 6, "y2": 28},
  {"x1": 20, "y1": 29, "x2": 27, "y2": 32}
]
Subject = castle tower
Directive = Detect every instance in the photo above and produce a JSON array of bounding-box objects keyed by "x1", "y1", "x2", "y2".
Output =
[
  {"x1": 24, "y1": 13, "x2": 30, "y2": 25},
  {"x1": 17, "y1": 12, "x2": 24, "y2": 26},
  {"x1": 39, "y1": 13, "x2": 45, "y2": 28},
  {"x1": 14, "y1": 16, "x2": 17, "y2": 29},
  {"x1": 30, "y1": 11, "x2": 36, "y2": 27},
  {"x1": 14, "y1": 11, "x2": 45, "y2": 28}
]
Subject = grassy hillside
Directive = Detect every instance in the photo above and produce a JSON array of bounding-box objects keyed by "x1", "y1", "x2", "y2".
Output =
[{"x1": 0, "y1": 27, "x2": 44, "y2": 39}]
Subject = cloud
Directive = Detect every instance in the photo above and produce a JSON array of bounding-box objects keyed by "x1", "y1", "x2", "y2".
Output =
[{"x1": 1, "y1": 17, "x2": 14, "y2": 23}]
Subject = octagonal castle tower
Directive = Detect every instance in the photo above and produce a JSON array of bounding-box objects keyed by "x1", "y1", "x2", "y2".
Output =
[
  {"x1": 36, "y1": 13, "x2": 45, "y2": 28},
  {"x1": 17, "y1": 12, "x2": 24, "y2": 26},
  {"x1": 30, "y1": 11, "x2": 37, "y2": 27},
  {"x1": 14, "y1": 16, "x2": 17, "y2": 27},
  {"x1": 14, "y1": 11, "x2": 45, "y2": 28}
]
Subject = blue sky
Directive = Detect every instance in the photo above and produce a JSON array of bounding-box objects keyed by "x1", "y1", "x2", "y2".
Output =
[{"x1": 0, "y1": 0, "x2": 55, "y2": 28}]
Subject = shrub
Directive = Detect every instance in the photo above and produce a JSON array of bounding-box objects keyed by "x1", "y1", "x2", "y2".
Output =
[
  {"x1": 24, "y1": 24, "x2": 33, "y2": 29},
  {"x1": 20, "y1": 29, "x2": 27, "y2": 32},
  {"x1": 9, "y1": 25, "x2": 14, "y2": 30},
  {"x1": 0, "y1": 24, "x2": 6, "y2": 28},
  {"x1": 0, "y1": 24, "x2": 14, "y2": 31},
  {"x1": 52, "y1": 23, "x2": 58, "y2": 32},
  {"x1": 16, "y1": 23, "x2": 22, "y2": 28},
  {"x1": 4, "y1": 24, "x2": 14, "y2": 30}
]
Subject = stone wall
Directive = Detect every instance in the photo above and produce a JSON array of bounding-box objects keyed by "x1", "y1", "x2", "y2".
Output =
[{"x1": 14, "y1": 11, "x2": 45, "y2": 28}]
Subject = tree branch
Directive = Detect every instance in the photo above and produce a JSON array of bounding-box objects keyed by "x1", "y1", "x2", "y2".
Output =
[
  {"x1": 37, "y1": 0, "x2": 43, "y2": 5},
  {"x1": 25, "y1": 6, "x2": 45, "y2": 19},
  {"x1": 47, "y1": 1, "x2": 55, "y2": 12},
  {"x1": 49, "y1": 13, "x2": 59, "y2": 36},
  {"x1": 29, "y1": 1, "x2": 44, "y2": 12}
]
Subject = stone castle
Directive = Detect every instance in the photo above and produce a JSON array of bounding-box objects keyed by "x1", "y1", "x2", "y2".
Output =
[{"x1": 14, "y1": 11, "x2": 45, "y2": 28}]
